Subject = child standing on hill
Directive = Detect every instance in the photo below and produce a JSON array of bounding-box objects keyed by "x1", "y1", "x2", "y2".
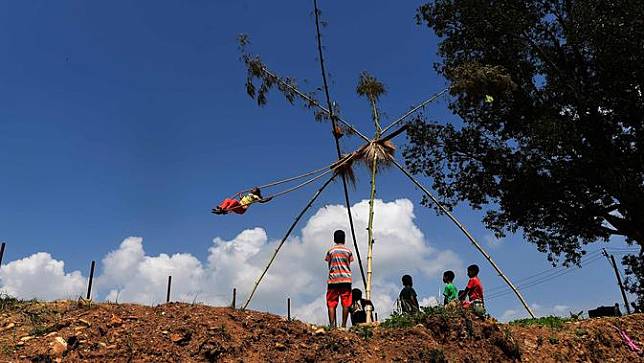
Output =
[
  {"x1": 459, "y1": 264, "x2": 485, "y2": 317},
  {"x1": 349, "y1": 288, "x2": 373, "y2": 326},
  {"x1": 325, "y1": 230, "x2": 354, "y2": 329},
  {"x1": 212, "y1": 187, "x2": 272, "y2": 215},
  {"x1": 442, "y1": 270, "x2": 458, "y2": 306},
  {"x1": 399, "y1": 274, "x2": 420, "y2": 314}
]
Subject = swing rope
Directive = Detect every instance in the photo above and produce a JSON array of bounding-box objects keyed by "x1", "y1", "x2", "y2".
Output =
[
  {"x1": 227, "y1": 152, "x2": 356, "y2": 207},
  {"x1": 228, "y1": 159, "x2": 341, "y2": 200},
  {"x1": 266, "y1": 167, "x2": 334, "y2": 199},
  {"x1": 257, "y1": 164, "x2": 330, "y2": 190}
]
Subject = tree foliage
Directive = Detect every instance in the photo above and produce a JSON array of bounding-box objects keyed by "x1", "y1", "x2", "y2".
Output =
[
  {"x1": 237, "y1": 34, "x2": 346, "y2": 128},
  {"x1": 408, "y1": 0, "x2": 644, "y2": 308}
]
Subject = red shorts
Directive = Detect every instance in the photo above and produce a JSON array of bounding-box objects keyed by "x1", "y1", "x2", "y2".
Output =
[{"x1": 326, "y1": 284, "x2": 352, "y2": 309}]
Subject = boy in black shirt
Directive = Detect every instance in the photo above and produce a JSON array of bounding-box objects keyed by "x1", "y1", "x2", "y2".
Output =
[
  {"x1": 399, "y1": 274, "x2": 420, "y2": 314},
  {"x1": 349, "y1": 288, "x2": 373, "y2": 325}
]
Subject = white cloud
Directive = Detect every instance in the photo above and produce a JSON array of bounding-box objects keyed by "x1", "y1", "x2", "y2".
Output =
[
  {"x1": 0, "y1": 199, "x2": 463, "y2": 324},
  {"x1": 499, "y1": 303, "x2": 575, "y2": 322},
  {"x1": 500, "y1": 309, "x2": 519, "y2": 321},
  {"x1": 0, "y1": 252, "x2": 85, "y2": 300},
  {"x1": 553, "y1": 304, "x2": 570, "y2": 313},
  {"x1": 419, "y1": 296, "x2": 440, "y2": 307},
  {"x1": 99, "y1": 237, "x2": 145, "y2": 289}
]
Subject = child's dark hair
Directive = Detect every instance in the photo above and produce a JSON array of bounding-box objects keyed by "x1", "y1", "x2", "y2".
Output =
[
  {"x1": 467, "y1": 264, "x2": 480, "y2": 275},
  {"x1": 250, "y1": 187, "x2": 262, "y2": 198},
  {"x1": 352, "y1": 288, "x2": 362, "y2": 301},
  {"x1": 334, "y1": 230, "x2": 345, "y2": 244},
  {"x1": 443, "y1": 270, "x2": 455, "y2": 282},
  {"x1": 402, "y1": 274, "x2": 413, "y2": 286}
]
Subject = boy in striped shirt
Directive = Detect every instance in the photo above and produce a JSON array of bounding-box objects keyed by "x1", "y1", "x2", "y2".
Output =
[{"x1": 325, "y1": 230, "x2": 353, "y2": 328}]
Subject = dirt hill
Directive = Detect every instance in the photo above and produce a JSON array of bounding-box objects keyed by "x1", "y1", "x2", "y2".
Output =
[{"x1": 0, "y1": 298, "x2": 642, "y2": 362}]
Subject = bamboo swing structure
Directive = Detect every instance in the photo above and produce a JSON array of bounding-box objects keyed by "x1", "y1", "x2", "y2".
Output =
[{"x1": 237, "y1": 0, "x2": 535, "y2": 319}]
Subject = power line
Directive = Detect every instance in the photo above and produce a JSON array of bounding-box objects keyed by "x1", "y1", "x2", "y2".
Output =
[
  {"x1": 486, "y1": 255, "x2": 603, "y2": 300},
  {"x1": 485, "y1": 250, "x2": 602, "y2": 294},
  {"x1": 485, "y1": 248, "x2": 639, "y2": 295},
  {"x1": 486, "y1": 254, "x2": 605, "y2": 301}
]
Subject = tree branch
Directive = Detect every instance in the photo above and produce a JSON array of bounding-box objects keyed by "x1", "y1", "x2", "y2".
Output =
[{"x1": 259, "y1": 66, "x2": 370, "y2": 142}]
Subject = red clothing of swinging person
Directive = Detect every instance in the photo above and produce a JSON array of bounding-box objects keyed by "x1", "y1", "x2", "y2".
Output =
[{"x1": 213, "y1": 188, "x2": 272, "y2": 215}]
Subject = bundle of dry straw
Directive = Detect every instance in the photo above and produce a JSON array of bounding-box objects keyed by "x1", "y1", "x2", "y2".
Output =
[
  {"x1": 330, "y1": 139, "x2": 396, "y2": 185},
  {"x1": 356, "y1": 139, "x2": 396, "y2": 170}
]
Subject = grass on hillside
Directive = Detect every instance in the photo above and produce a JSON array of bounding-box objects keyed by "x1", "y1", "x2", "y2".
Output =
[
  {"x1": 381, "y1": 306, "x2": 463, "y2": 329},
  {"x1": 509, "y1": 316, "x2": 576, "y2": 330}
]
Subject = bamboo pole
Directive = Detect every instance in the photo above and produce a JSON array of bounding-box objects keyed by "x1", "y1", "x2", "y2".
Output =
[
  {"x1": 242, "y1": 175, "x2": 337, "y2": 310},
  {"x1": 166, "y1": 276, "x2": 172, "y2": 303},
  {"x1": 391, "y1": 159, "x2": 535, "y2": 318},
  {"x1": 0, "y1": 242, "x2": 5, "y2": 267},
  {"x1": 602, "y1": 249, "x2": 631, "y2": 314},
  {"x1": 380, "y1": 88, "x2": 449, "y2": 134},
  {"x1": 365, "y1": 152, "x2": 378, "y2": 324},
  {"x1": 287, "y1": 297, "x2": 291, "y2": 320},
  {"x1": 312, "y1": 0, "x2": 366, "y2": 290},
  {"x1": 86, "y1": 260, "x2": 96, "y2": 300},
  {"x1": 365, "y1": 97, "x2": 382, "y2": 323}
]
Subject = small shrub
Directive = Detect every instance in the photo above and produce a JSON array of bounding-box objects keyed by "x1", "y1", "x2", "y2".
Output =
[
  {"x1": 218, "y1": 324, "x2": 229, "y2": 338},
  {"x1": 575, "y1": 328, "x2": 588, "y2": 337},
  {"x1": 352, "y1": 325, "x2": 373, "y2": 340},
  {"x1": 536, "y1": 335, "x2": 544, "y2": 347},
  {"x1": 381, "y1": 305, "x2": 460, "y2": 329},
  {"x1": 493, "y1": 327, "x2": 522, "y2": 360},
  {"x1": 29, "y1": 324, "x2": 48, "y2": 336},
  {"x1": 548, "y1": 335, "x2": 560, "y2": 345},
  {"x1": 380, "y1": 312, "x2": 416, "y2": 329},
  {"x1": 419, "y1": 348, "x2": 447, "y2": 363},
  {"x1": 0, "y1": 293, "x2": 23, "y2": 311},
  {"x1": 594, "y1": 330, "x2": 612, "y2": 347}
]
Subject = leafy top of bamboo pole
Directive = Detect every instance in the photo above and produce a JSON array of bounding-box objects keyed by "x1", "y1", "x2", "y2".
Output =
[{"x1": 356, "y1": 71, "x2": 386, "y2": 102}]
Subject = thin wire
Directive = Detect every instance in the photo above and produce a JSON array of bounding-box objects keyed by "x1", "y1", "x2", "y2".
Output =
[
  {"x1": 486, "y1": 258, "x2": 602, "y2": 300},
  {"x1": 486, "y1": 252, "x2": 602, "y2": 294},
  {"x1": 486, "y1": 255, "x2": 604, "y2": 301},
  {"x1": 485, "y1": 250, "x2": 603, "y2": 294}
]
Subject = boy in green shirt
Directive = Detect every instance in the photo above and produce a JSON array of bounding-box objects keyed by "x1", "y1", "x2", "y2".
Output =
[{"x1": 442, "y1": 270, "x2": 458, "y2": 305}]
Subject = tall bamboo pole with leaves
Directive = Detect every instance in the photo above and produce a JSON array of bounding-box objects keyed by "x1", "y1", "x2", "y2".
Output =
[
  {"x1": 312, "y1": 0, "x2": 367, "y2": 289},
  {"x1": 357, "y1": 72, "x2": 386, "y2": 322}
]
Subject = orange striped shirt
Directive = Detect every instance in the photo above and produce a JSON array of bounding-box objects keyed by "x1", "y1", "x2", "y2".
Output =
[{"x1": 325, "y1": 244, "x2": 353, "y2": 284}]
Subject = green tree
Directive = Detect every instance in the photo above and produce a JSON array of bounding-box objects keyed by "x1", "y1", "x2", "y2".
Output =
[{"x1": 408, "y1": 0, "x2": 644, "y2": 308}]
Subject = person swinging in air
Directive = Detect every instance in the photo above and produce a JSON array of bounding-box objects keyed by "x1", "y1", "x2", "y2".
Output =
[{"x1": 212, "y1": 187, "x2": 272, "y2": 215}]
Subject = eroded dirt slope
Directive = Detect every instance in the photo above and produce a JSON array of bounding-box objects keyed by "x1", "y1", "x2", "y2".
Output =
[{"x1": 0, "y1": 300, "x2": 642, "y2": 362}]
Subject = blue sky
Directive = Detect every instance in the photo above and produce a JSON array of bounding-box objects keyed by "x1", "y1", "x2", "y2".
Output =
[{"x1": 0, "y1": 1, "x2": 636, "y2": 320}]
